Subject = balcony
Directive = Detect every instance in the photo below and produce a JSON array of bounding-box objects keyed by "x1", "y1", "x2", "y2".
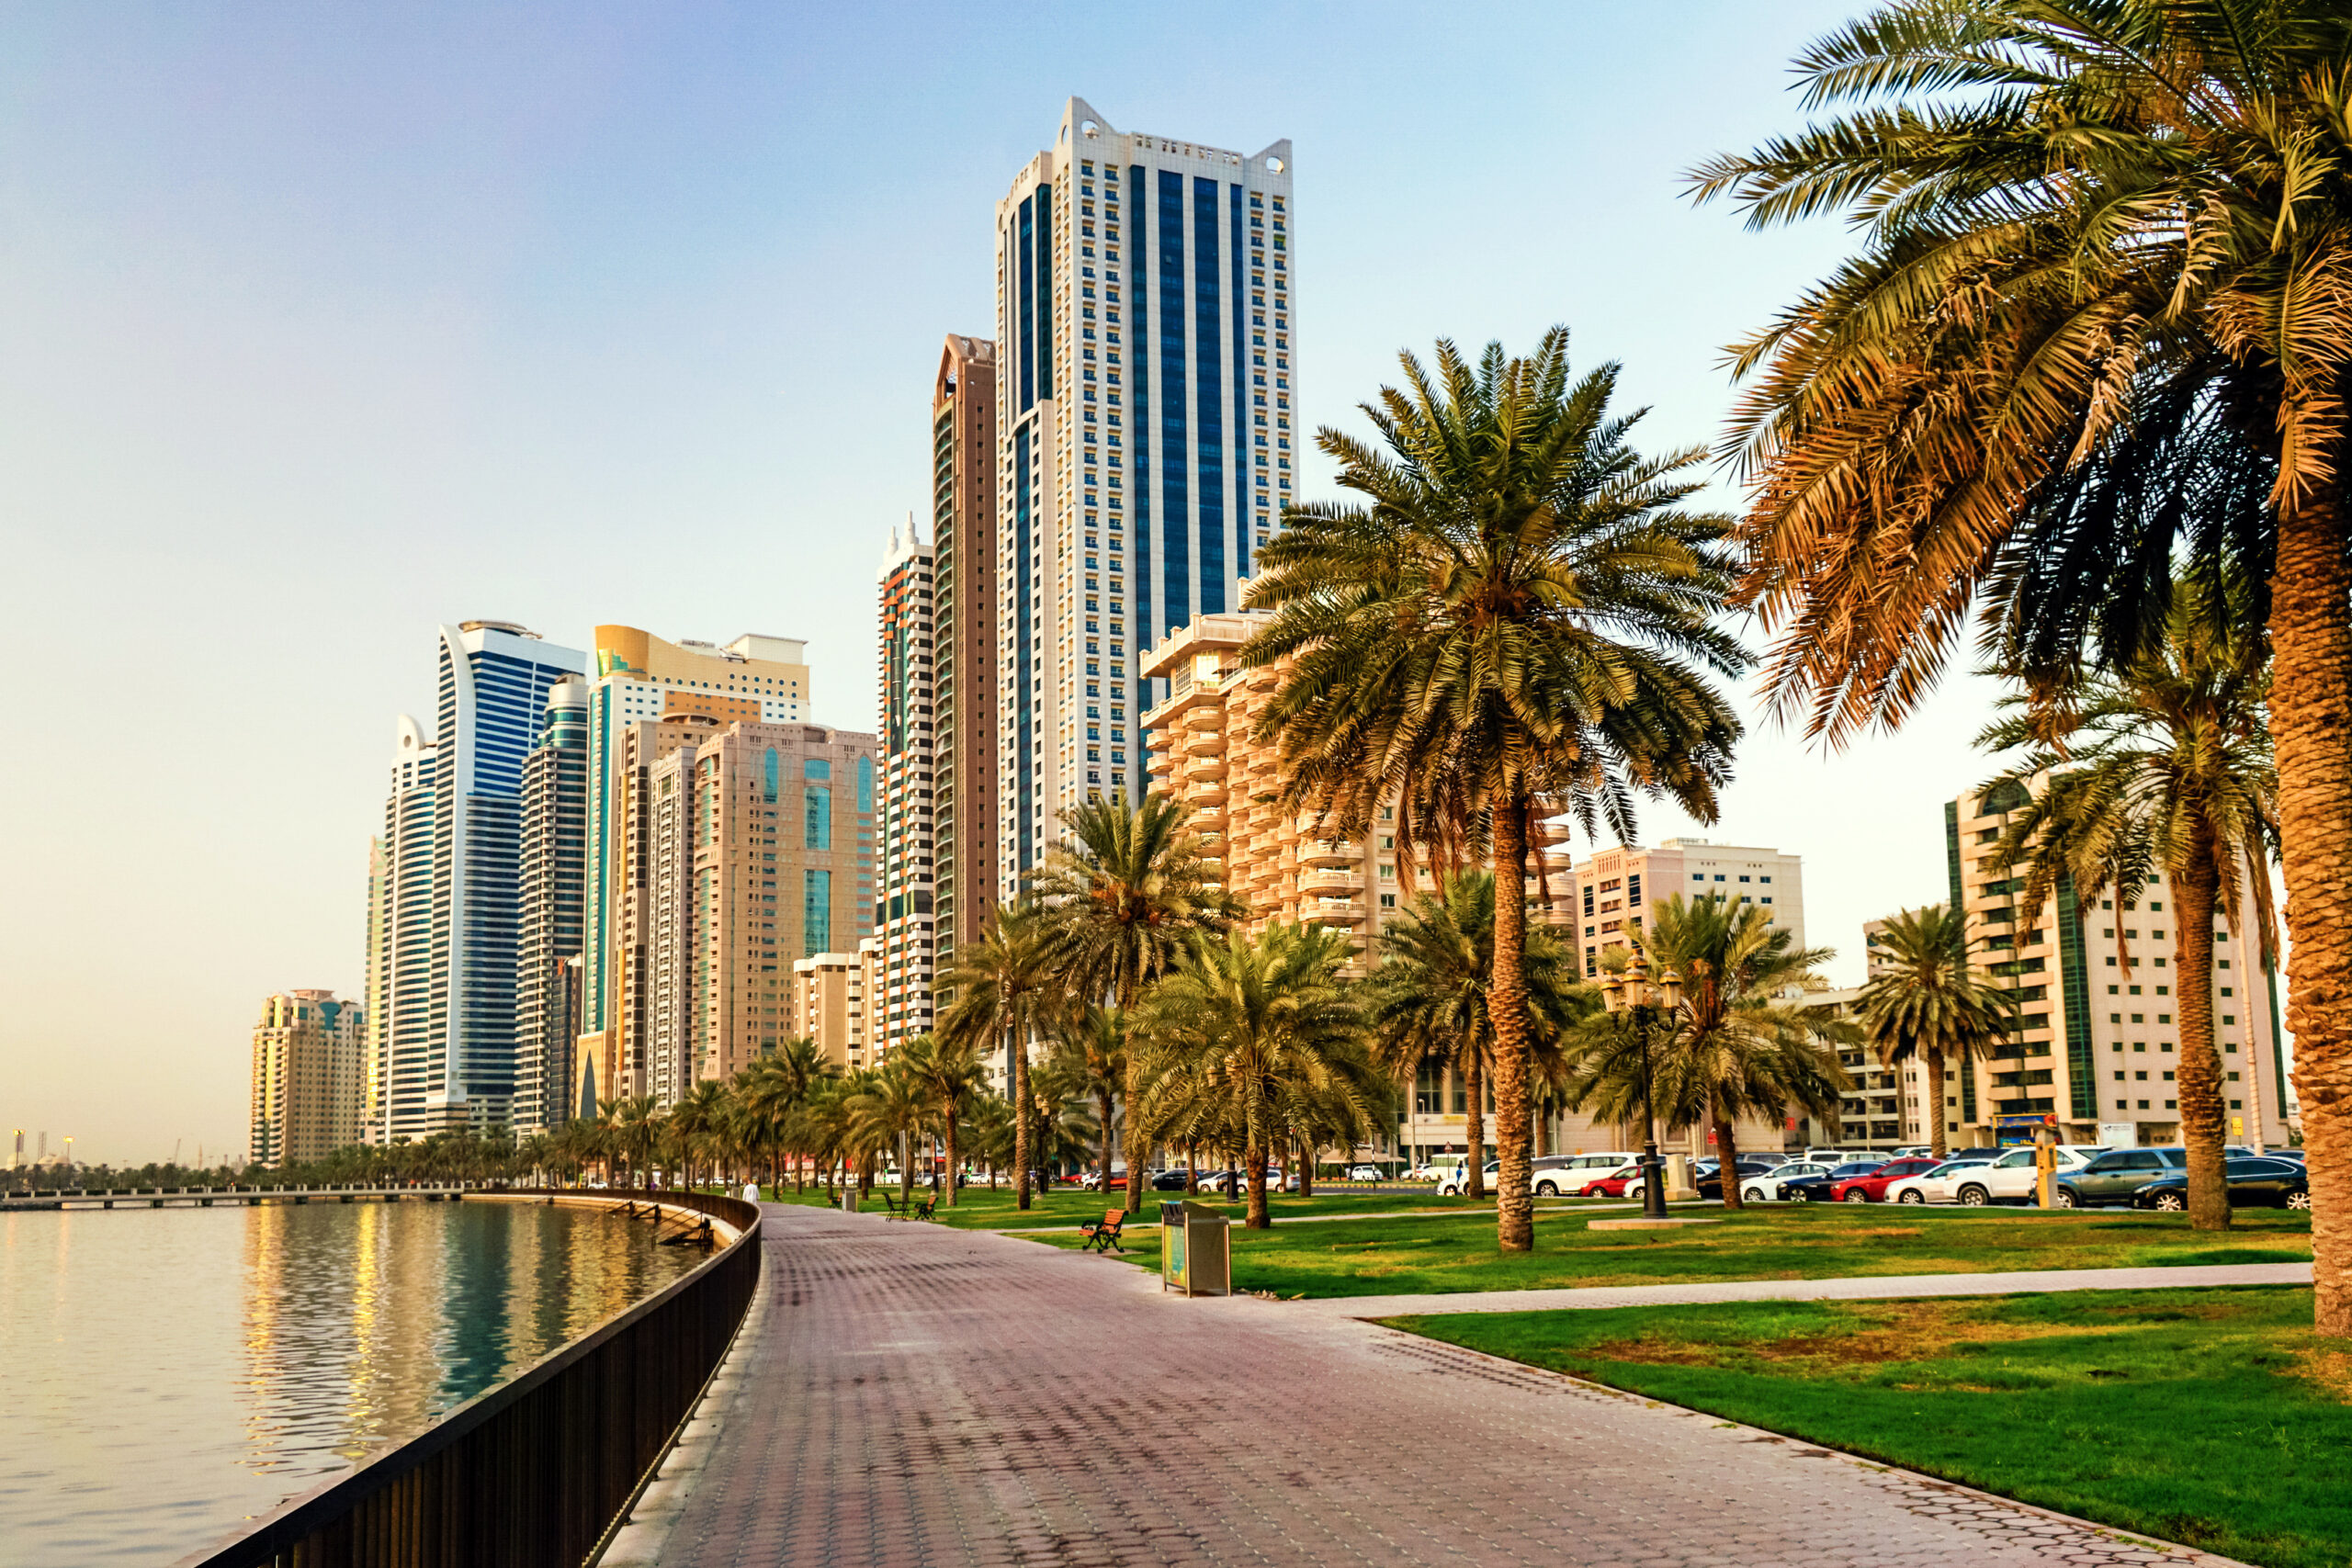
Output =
[
  {"x1": 1182, "y1": 778, "x2": 1228, "y2": 810},
  {"x1": 1300, "y1": 866, "x2": 1365, "y2": 897},
  {"x1": 1182, "y1": 753, "x2": 1227, "y2": 782},
  {"x1": 1304, "y1": 896, "x2": 1366, "y2": 926},
  {"x1": 1300, "y1": 838, "x2": 1359, "y2": 868},
  {"x1": 1183, "y1": 728, "x2": 1223, "y2": 757}
]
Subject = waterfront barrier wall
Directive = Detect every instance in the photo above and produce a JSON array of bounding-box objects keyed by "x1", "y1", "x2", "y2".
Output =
[{"x1": 171, "y1": 1188, "x2": 762, "y2": 1568}]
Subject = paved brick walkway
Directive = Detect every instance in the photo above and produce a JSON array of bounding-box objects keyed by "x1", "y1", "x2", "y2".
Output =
[{"x1": 653, "y1": 1203, "x2": 2254, "y2": 1568}]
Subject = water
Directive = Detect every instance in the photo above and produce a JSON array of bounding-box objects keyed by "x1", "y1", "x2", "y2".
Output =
[{"x1": 0, "y1": 1197, "x2": 701, "y2": 1566}]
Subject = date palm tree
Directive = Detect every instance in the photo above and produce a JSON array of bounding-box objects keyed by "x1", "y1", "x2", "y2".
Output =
[
  {"x1": 1977, "y1": 597, "x2": 2278, "y2": 1229},
  {"x1": 1132, "y1": 922, "x2": 1389, "y2": 1228},
  {"x1": 1040, "y1": 1004, "x2": 1129, "y2": 1196},
  {"x1": 1690, "y1": 0, "x2": 2352, "y2": 1330},
  {"x1": 1030, "y1": 796, "x2": 1239, "y2": 1214},
  {"x1": 937, "y1": 902, "x2": 1059, "y2": 1210},
  {"x1": 1858, "y1": 905, "x2": 2017, "y2": 1164},
  {"x1": 1365, "y1": 870, "x2": 1589, "y2": 1200},
  {"x1": 1241, "y1": 330, "x2": 1745, "y2": 1250},
  {"x1": 1562, "y1": 897, "x2": 1850, "y2": 1207},
  {"x1": 893, "y1": 1032, "x2": 989, "y2": 1204}
]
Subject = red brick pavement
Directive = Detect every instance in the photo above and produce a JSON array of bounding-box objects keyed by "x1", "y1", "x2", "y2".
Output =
[{"x1": 654, "y1": 1202, "x2": 2247, "y2": 1568}]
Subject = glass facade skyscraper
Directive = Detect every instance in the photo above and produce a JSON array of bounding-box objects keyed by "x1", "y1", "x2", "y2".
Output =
[
  {"x1": 992, "y1": 99, "x2": 1295, "y2": 896},
  {"x1": 414, "y1": 620, "x2": 587, "y2": 1135}
]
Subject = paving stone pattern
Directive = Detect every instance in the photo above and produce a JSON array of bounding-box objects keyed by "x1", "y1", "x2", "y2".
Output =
[{"x1": 657, "y1": 1204, "x2": 2250, "y2": 1568}]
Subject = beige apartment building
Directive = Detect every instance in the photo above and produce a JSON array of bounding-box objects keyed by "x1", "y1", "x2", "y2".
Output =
[
  {"x1": 623, "y1": 722, "x2": 877, "y2": 1106},
  {"x1": 791, "y1": 937, "x2": 878, "y2": 1074},
  {"x1": 250, "y1": 989, "x2": 364, "y2": 1168},
  {"x1": 1944, "y1": 781, "x2": 2290, "y2": 1147},
  {"x1": 1140, "y1": 612, "x2": 1390, "y2": 951}
]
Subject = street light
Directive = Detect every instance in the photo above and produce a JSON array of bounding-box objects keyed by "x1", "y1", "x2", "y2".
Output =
[{"x1": 1600, "y1": 952, "x2": 1679, "y2": 1221}]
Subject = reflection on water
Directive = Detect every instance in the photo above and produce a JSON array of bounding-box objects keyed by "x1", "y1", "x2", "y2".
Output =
[{"x1": 0, "y1": 1198, "x2": 697, "y2": 1567}]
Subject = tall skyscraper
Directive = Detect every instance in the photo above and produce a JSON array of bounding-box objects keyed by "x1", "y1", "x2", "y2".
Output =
[
  {"x1": 250, "y1": 989, "x2": 364, "y2": 1168},
  {"x1": 367, "y1": 715, "x2": 437, "y2": 1144},
  {"x1": 630, "y1": 721, "x2": 878, "y2": 1104},
  {"x1": 994, "y1": 100, "x2": 1295, "y2": 895},
  {"x1": 413, "y1": 621, "x2": 587, "y2": 1136},
  {"x1": 931, "y1": 334, "x2": 999, "y2": 969},
  {"x1": 514, "y1": 676, "x2": 590, "y2": 1134},
  {"x1": 876, "y1": 517, "x2": 936, "y2": 1057},
  {"x1": 578, "y1": 627, "x2": 811, "y2": 1109}
]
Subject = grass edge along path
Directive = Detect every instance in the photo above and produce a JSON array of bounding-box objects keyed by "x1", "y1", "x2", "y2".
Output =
[
  {"x1": 1008, "y1": 1205, "x2": 2313, "y2": 1296},
  {"x1": 1391, "y1": 1285, "x2": 2345, "y2": 1568}
]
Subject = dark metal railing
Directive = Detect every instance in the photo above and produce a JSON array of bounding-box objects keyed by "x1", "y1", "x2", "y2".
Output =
[{"x1": 173, "y1": 1189, "x2": 763, "y2": 1568}]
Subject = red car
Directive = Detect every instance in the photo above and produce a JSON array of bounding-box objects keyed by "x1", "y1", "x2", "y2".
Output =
[
  {"x1": 1577, "y1": 1163, "x2": 1647, "y2": 1199},
  {"x1": 1828, "y1": 1158, "x2": 1943, "y2": 1202}
]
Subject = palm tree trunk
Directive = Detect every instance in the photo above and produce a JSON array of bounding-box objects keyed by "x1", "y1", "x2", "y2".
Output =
[
  {"x1": 1011, "y1": 1027, "x2": 1033, "y2": 1213},
  {"x1": 1927, "y1": 1054, "x2": 1948, "y2": 1161},
  {"x1": 1463, "y1": 1051, "x2": 1487, "y2": 1201},
  {"x1": 944, "y1": 1115, "x2": 961, "y2": 1208},
  {"x1": 1096, "y1": 1087, "x2": 1115, "y2": 1195},
  {"x1": 1490, "y1": 800, "x2": 1535, "y2": 1252},
  {"x1": 2172, "y1": 829, "x2": 2231, "y2": 1232},
  {"x1": 1185, "y1": 1142, "x2": 1199, "y2": 1195},
  {"x1": 1296, "y1": 1136, "x2": 1313, "y2": 1200},
  {"x1": 1244, "y1": 1143, "x2": 1270, "y2": 1228},
  {"x1": 1715, "y1": 1108, "x2": 1742, "y2": 1211},
  {"x1": 2267, "y1": 485, "x2": 2352, "y2": 1334}
]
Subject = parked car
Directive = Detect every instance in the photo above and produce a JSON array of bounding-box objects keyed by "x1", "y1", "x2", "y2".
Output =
[
  {"x1": 1542, "y1": 1152, "x2": 1641, "y2": 1194},
  {"x1": 1742, "y1": 1160, "x2": 1836, "y2": 1201},
  {"x1": 1692, "y1": 1156, "x2": 1785, "y2": 1201},
  {"x1": 1577, "y1": 1161, "x2": 1650, "y2": 1200},
  {"x1": 1348, "y1": 1165, "x2": 1385, "y2": 1182},
  {"x1": 1829, "y1": 1156, "x2": 1945, "y2": 1202},
  {"x1": 1149, "y1": 1168, "x2": 1193, "y2": 1192},
  {"x1": 1779, "y1": 1160, "x2": 1890, "y2": 1202},
  {"x1": 1890, "y1": 1145, "x2": 2096, "y2": 1205},
  {"x1": 1438, "y1": 1161, "x2": 1499, "y2": 1197},
  {"x1": 2133, "y1": 1156, "x2": 2310, "y2": 1211},
  {"x1": 2053, "y1": 1147, "x2": 2187, "y2": 1207}
]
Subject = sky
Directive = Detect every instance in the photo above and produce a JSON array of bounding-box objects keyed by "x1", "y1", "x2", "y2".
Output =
[{"x1": 0, "y1": 0, "x2": 2025, "y2": 1166}]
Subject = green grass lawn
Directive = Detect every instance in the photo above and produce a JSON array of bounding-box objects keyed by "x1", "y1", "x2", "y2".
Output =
[
  {"x1": 921, "y1": 1185, "x2": 1512, "y2": 1230},
  {"x1": 1394, "y1": 1286, "x2": 2347, "y2": 1568},
  {"x1": 1016, "y1": 1204, "x2": 2312, "y2": 1295},
  {"x1": 728, "y1": 1181, "x2": 1505, "y2": 1226}
]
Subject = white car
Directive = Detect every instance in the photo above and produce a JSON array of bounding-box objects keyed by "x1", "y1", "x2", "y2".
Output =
[
  {"x1": 1887, "y1": 1145, "x2": 2096, "y2": 1205},
  {"x1": 1348, "y1": 1165, "x2": 1384, "y2": 1182},
  {"x1": 1741, "y1": 1160, "x2": 1836, "y2": 1201}
]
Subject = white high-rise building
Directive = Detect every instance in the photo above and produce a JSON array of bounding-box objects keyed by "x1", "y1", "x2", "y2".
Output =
[
  {"x1": 876, "y1": 516, "x2": 937, "y2": 1057},
  {"x1": 993, "y1": 98, "x2": 1295, "y2": 893}
]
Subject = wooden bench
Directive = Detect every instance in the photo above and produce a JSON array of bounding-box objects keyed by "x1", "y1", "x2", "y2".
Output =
[{"x1": 1080, "y1": 1209, "x2": 1126, "y2": 1254}]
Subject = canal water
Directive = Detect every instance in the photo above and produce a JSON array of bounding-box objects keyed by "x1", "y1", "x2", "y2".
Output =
[{"x1": 0, "y1": 1197, "x2": 700, "y2": 1566}]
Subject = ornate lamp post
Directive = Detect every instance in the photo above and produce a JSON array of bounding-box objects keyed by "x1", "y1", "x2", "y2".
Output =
[{"x1": 1600, "y1": 951, "x2": 1680, "y2": 1221}]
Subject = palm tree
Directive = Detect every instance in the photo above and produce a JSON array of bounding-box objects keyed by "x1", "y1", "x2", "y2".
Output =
[
  {"x1": 893, "y1": 1032, "x2": 988, "y2": 1204},
  {"x1": 1690, "y1": 0, "x2": 2352, "y2": 1331},
  {"x1": 1364, "y1": 870, "x2": 1588, "y2": 1200},
  {"x1": 666, "y1": 1081, "x2": 730, "y2": 1190},
  {"x1": 844, "y1": 1062, "x2": 929, "y2": 1209},
  {"x1": 1030, "y1": 796, "x2": 1239, "y2": 1214},
  {"x1": 603, "y1": 1096, "x2": 661, "y2": 1190},
  {"x1": 1038, "y1": 1004, "x2": 1129, "y2": 1195},
  {"x1": 1859, "y1": 906, "x2": 2018, "y2": 1164},
  {"x1": 937, "y1": 902, "x2": 1060, "y2": 1209},
  {"x1": 1585, "y1": 896, "x2": 1850, "y2": 1209},
  {"x1": 1242, "y1": 332, "x2": 1745, "y2": 1250},
  {"x1": 1132, "y1": 922, "x2": 1390, "y2": 1228},
  {"x1": 1977, "y1": 598, "x2": 2278, "y2": 1229}
]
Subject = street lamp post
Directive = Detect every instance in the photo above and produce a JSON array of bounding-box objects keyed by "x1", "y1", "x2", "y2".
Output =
[{"x1": 1600, "y1": 953, "x2": 1680, "y2": 1221}]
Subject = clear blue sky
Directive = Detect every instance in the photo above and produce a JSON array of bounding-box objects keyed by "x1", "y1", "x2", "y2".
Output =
[{"x1": 0, "y1": 1, "x2": 2017, "y2": 1163}]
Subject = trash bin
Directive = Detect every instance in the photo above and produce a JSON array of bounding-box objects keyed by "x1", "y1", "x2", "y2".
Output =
[
  {"x1": 1159, "y1": 1200, "x2": 1231, "y2": 1297},
  {"x1": 841, "y1": 1185, "x2": 859, "y2": 1214}
]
